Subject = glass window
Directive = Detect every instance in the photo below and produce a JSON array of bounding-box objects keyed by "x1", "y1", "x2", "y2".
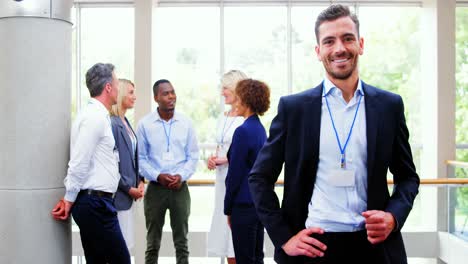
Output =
[
  {"x1": 79, "y1": 7, "x2": 135, "y2": 121},
  {"x1": 291, "y1": 6, "x2": 324, "y2": 93},
  {"x1": 358, "y1": 6, "x2": 422, "y2": 170},
  {"x1": 453, "y1": 6, "x2": 468, "y2": 240},
  {"x1": 224, "y1": 6, "x2": 287, "y2": 128},
  {"x1": 456, "y1": 7, "x2": 468, "y2": 161},
  {"x1": 152, "y1": 6, "x2": 220, "y2": 164}
]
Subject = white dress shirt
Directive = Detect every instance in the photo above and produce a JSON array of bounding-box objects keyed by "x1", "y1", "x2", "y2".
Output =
[
  {"x1": 64, "y1": 98, "x2": 120, "y2": 202},
  {"x1": 305, "y1": 78, "x2": 368, "y2": 232}
]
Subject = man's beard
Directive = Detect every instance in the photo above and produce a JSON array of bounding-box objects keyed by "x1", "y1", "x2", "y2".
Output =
[{"x1": 325, "y1": 54, "x2": 358, "y2": 80}]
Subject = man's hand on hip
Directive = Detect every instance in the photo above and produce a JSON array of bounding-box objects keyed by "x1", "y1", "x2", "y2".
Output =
[
  {"x1": 282, "y1": 227, "x2": 327, "y2": 258},
  {"x1": 362, "y1": 210, "x2": 396, "y2": 244}
]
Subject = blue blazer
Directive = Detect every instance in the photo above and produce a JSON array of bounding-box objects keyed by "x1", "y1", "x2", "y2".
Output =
[
  {"x1": 224, "y1": 115, "x2": 267, "y2": 215},
  {"x1": 249, "y1": 82, "x2": 420, "y2": 264},
  {"x1": 111, "y1": 116, "x2": 142, "y2": 211}
]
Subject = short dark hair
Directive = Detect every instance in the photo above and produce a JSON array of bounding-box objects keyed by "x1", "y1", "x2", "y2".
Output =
[
  {"x1": 235, "y1": 79, "x2": 270, "y2": 116},
  {"x1": 85, "y1": 63, "x2": 115, "y2": 97},
  {"x1": 153, "y1": 79, "x2": 170, "y2": 96},
  {"x1": 315, "y1": 4, "x2": 360, "y2": 43}
]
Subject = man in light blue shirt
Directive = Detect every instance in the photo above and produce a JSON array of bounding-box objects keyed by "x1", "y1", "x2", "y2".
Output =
[
  {"x1": 137, "y1": 79, "x2": 199, "y2": 264},
  {"x1": 249, "y1": 4, "x2": 419, "y2": 264}
]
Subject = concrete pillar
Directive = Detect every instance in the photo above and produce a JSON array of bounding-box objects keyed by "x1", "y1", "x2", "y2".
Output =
[
  {"x1": 134, "y1": 0, "x2": 153, "y2": 122},
  {"x1": 134, "y1": 0, "x2": 154, "y2": 262},
  {"x1": 0, "y1": 0, "x2": 73, "y2": 263}
]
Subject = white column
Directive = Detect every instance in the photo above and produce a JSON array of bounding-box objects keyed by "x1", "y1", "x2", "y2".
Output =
[
  {"x1": 134, "y1": 0, "x2": 154, "y2": 262},
  {"x1": 421, "y1": 0, "x2": 456, "y2": 233},
  {"x1": 134, "y1": 0, "x2": 154, "y2": 123},
  {"x1": 0, "y1": 0, "x2": 73, "y2": 263}
]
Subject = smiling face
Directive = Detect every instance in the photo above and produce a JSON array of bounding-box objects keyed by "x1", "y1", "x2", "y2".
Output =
[
  {"x1": 221, "y1": 86, "x2": 236, "y2": 105},
  {"x1": 121, "y1": 83, "x2": 136, "y2": 110},
  {"x1": 315, "y1": 16, "x2": 364, "y2": 81}
]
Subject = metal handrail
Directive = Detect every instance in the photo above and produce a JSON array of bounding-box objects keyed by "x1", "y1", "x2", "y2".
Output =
[
  {"x1": 447, "y1": 160, "x2": 468, "y2": 169},
  {"x1": 187, "y1": 178, "x2": 468, "y2": 186},
  {"x1": 186, "y1": 160, "x2": 468, "y2": 186}
]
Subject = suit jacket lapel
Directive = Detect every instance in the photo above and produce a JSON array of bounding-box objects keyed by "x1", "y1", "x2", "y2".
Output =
[
  {"x1": 363, "y1": 82, "x2": 380, "y2": 189},
  {"x1": 126, "y1": 119, "x2": 139, "y2": 172},
  {"x1": 303, "y1": 84, "x2": 323, "y2": 174},
  {"x1": 118, "y1": 118, "x2": 133, "y2": 158}
]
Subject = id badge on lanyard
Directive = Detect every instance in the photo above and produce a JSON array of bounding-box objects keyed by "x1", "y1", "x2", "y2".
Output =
[{"x1": 329, "y1": 169, "x2": 356, "y2": 187}]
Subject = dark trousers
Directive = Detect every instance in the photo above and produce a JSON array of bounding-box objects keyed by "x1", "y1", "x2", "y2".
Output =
[
  {"x1": 231, "y1": 205, "x2": 264, "y2": 264},
  {"x1": 304, "y1": 230, "x2": 387, "y2": 264},
  {"x1": 71, "y1": 193, "x2": 130, "y2": 264},
  {"x1": 144, "y1": 182, "x2": 191, "y2": 264}
]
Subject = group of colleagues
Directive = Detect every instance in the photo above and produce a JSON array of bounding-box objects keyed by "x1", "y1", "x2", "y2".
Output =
[{"x1": 51, "y1": 4, "x2": 420, "y2": 264}]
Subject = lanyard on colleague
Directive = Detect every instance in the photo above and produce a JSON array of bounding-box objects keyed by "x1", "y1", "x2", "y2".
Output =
[
  {"x1": 162, "y1": 119, "x2": 174, "y2": 152},
  {"x1": 324, "y1": 89, "x2": 363, "y2": 169},
  {"x1": 220, "y1": 111, "x2": 236, "y2": 146}
]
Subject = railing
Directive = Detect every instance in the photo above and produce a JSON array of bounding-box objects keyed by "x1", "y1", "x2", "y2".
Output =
[
  {"x1": 72, "y1": 160, "x2": 468, "y2": 264},
  {"x1": 187, "y1": 178, "x2": 468, "y2": 186},
  {"x1": 447, "y1": 160, "x2": 468, "y2": 168},
  {"x1": 447, "y1": 160, "x2": 468, "y2": 242}
]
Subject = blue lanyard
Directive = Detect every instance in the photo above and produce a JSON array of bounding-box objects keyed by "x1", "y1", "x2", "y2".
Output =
[
  {"x1": 324, "y1": 89, "x2": 363, "y2": 168},
  {"x1": 220, "y1": 112, "x2": 236, "y2": 145},
  {"x1": 162, "y1": 119, "x2": 173, "y2": 152}
]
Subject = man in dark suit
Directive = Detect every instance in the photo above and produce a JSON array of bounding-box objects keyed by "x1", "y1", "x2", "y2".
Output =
[{"x1": 248, "y1": 4, "x2": 420, "y2": 264}]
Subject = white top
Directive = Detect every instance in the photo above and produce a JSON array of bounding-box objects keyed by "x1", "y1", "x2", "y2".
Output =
[
  {"x1": 207, "y1": 112, "x2": 243, "y2": 257},
  {"x1": 64, "y1": 98, "x2": 120, "y2": 202},
  {"x1": 215, "y1": 113, "x2": 245, "y2": 159}
]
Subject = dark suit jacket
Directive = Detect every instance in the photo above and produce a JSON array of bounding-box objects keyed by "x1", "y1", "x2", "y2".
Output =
[
  {"x1": 248, "y1": 82, "x2": 420, "y2": 264},
  {"x1": 224, "y1": 114, "x2": 267, "y2": 215},
  {"x1": 111, "y1": 116, "x2": 142, "y2": 211}
]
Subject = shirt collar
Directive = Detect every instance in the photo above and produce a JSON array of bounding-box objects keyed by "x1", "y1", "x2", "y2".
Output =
[
  {"x1": 89, "y1": 98, "x2": 110, "y2": 116},
  {"x1": 322, "y1": 77, "x2": 364, "y2": 98},
  {"x1": 151, "y1": 108, "x2": 179, "y2": 123}
]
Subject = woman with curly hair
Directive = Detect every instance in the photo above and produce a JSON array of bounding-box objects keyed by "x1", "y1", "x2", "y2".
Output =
[{"x1": 224, "y1": 79, "x2": 270, "y2": 264}]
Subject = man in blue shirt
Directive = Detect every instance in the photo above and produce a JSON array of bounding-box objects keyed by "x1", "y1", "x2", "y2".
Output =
[
  {"x1": 137, "y1": 79, "x2": 199, "y2": 264},
  {"x1": 248, "y1": 4, "x2": 419, "y2": 264}
]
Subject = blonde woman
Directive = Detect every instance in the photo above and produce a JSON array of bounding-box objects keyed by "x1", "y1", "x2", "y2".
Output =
[
  {"x1": 207, "y1": 70, "x2": 247, "y2": 263},
  {"x1": 110, "y1": 79, "x2": 144, "y2": 251}
]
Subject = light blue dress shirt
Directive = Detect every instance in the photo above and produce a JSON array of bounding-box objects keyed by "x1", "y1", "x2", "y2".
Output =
[
  {"x1": 305, "y1": 78, "x2": 368, "y2": 232},
  {"x1": 136, "y1": 110, "x2": 199, "y2": 182}
]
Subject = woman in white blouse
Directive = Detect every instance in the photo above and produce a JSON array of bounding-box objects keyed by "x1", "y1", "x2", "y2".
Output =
[{"x1": 206, "y1": 70, "x2": 247, "y2": 264}]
